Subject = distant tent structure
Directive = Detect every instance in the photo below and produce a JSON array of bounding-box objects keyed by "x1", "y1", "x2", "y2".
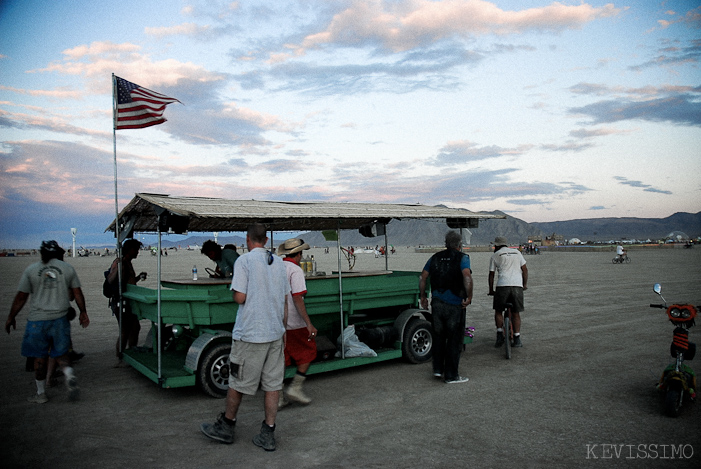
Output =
[{"x1": 665, "y1": 231, "x2": 689, "y2": 242}]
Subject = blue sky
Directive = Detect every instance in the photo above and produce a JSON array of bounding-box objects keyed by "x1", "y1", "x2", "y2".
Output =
[{"x1": 0, "y1": 0, "x2": 699, "y2": 248}]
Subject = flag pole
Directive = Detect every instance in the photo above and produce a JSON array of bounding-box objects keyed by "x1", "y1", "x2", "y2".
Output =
[
  {"x1": 111, "y1": 74, "x2": 179, "y2": 365},
  {"x1": 112, "y1": 73, "x2": 124, "y2": 359}
]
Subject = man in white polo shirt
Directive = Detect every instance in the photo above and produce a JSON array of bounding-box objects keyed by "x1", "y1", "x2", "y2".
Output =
[{"x1": 201, "y1": 223, "x2": 290, "y2": 451}]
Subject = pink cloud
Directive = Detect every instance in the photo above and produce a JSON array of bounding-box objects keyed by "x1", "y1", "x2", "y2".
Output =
[{"x1": 297, "y1": 0, "x2": 621, "y2": 54}]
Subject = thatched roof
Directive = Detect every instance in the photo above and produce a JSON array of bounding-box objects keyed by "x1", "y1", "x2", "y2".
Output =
[{"x1": 106, "y1": 193, "x2": 505, "y2": 234}]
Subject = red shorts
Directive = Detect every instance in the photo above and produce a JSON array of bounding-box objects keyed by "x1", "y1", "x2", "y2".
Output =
[{"x1": 284, "y1": 327, "x2": 317, "y2": 366}]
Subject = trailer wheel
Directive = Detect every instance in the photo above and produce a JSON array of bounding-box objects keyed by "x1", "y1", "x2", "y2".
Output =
[
  {"x1": 402, "y1": 319, "x2": 433, "y2": 364},
  {"x1": 197, "y1": 342, "x2": 231, "y2": 397}
]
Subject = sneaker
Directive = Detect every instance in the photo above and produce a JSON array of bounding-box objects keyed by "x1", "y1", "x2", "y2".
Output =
[
  {"x1": 444, "y1": 376, "x2": 469, "y2": 384},
  {"x1": 512, "y1": 335, "x2": 523, "y2": 347},
  {"x1": 27, "y1": 393, "x2": 49, "y2": 404},
  {"x1": 494, "y1": 332, "x2": 505, "y2": 348},
  {"x1": 200, "y1": 413, "x2": 235, "y2": 444},
  {"x1": 253, "y1": 421, "x2": 276, "y2": 451},
  {"x1": 68, "y1": 350, "x2": 85, "y2": 362},
  {"x1": 66, "y1": 376, "x2": 80, "y2": 401}
]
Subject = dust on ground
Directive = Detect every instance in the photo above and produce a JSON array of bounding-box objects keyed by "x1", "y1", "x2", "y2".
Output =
[{"x1": 1, "y1": 246, "x2": 700, "y2": 468}]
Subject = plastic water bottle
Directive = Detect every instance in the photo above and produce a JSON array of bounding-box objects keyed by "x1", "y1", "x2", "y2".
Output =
[{"x1": 192, "y1": 265, "x2": 198, "y2": 281}]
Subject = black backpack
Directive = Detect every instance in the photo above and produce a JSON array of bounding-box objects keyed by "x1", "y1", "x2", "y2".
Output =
[
  {"x1": 102, "y1": 268, "x2": 117, "y2": 298},
  {"x1": 429, "y1": 249, "x2": 467, "y2": 298}
]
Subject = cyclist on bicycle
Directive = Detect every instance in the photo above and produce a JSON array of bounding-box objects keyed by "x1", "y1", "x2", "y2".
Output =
[
  {"x1": 616, "y1": 244, "x2": 626, "y2": 262},
  {"x1": 488, "y1": 236, "x2": 528, "y2": 348}
]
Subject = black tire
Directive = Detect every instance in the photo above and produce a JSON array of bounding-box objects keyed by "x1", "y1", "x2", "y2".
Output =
[
  {"x1": 504, "y1": 316, "x2": 512, "y2": 360},
  {"x1": 625, "y1": 256, "x2": 631, "y2": 264},
  {"x1": 197, "y1": 342, "x2": 231, "y2": 397},
  {"x1": 402, "y1": 319, "x2": 433, "y2": 364},
  {"x1": 612, "y1": 257, "x2": 618, "y2": 264},
  {"x1": 664, "y1": 387, "x2": 683, "y2": 417}
]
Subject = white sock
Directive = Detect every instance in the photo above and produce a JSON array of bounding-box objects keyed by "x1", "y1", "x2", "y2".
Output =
[
  {"x1": 36, "y1": 379, "x2": 46, "y2": 395},
  {"x1": 496, "y1": 328, "x2": 503, "y2": 333},
  {"x1": 63, "y1": 366, "x2": 75, "y2": 380},
  {"x1": 514, "y1": 333, "x2": 520, "y2": 337}
]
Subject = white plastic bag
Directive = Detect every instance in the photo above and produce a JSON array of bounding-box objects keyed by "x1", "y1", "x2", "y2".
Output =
[{"x1": 335, "y1": 325, "x2": 377, "y2": 358}]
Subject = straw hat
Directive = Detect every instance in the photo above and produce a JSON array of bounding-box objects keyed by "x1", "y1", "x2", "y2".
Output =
[
  {"x1": 278, "y1": 238, "x2": 310, "y2": 256},
  {"x1": 494, "y1": 236, "x2": 508, "y2": 246}
]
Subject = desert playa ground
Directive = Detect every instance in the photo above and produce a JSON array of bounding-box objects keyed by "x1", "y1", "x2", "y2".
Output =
[{"x1": 1, "y1": 246, "x2": 700, "y2": 468}]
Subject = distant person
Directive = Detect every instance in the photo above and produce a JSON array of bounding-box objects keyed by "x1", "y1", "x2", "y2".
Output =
[
  {"x1": 277, "y1": 238, "x2": 317, "y2": 408},
  {"x1": 5, "y1": 240, "x2": 90, "y2": 403},
  {"x1": 419, "y1": 231, "x2": 473, "y2": 384},
  {"x1": 488, "y1": 236, "x2": 528, "y2": 348},
  {"x1": 201, "y1": 240, "x2": 239, "y2": 278},
  {"x1": 616, "y1": 244, "x2": 626, "y2": 262},
  {"x1": 106, "y1": 239, "x2": 147, "y2": 363},
  {"x1": 200, "y1": 223, "x2": 290, "y2": 451}
]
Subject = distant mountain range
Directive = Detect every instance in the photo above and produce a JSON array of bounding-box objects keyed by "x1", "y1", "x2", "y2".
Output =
[
  {"x1": 155, "y1": 211, "x2": 701, "y2": 248},
  {"x1": 531, "y1": 212, "x2": 701, "y2": 243},
  {"x1": 158, "y1": 234, "x2": 247, "y2": 249}
]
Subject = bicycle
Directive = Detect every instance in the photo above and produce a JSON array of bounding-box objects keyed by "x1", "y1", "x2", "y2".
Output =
[
  {"x1": 612, "y1": 254, "x2": 631, "y2": 264},
  {"x1": 501, "y1": 302, "x2": 514, "y2": 359},
  {"x1": 340, "y1": 247, "x2": 357, "y2": 270}
]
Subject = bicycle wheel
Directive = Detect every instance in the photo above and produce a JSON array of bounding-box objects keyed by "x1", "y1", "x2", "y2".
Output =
[
  {"x1": 612, "y1": 257, "x2": 618, "y2": 264},
  {"x1": 625, "y1": 256, "x2": 631, "y2": 264},
  {"x1": 504, "y1": 315, "x2": 512, "y2": 360}
]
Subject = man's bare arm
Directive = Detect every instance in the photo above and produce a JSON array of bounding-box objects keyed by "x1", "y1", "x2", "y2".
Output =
[{"x1": 6, "y1": 291, "x2": 29, "y2": 334}]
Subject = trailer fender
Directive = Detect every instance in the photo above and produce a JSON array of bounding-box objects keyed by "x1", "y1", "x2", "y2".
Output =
[
  {"x1": 184, "y1": 331, "x2": 231, "y2": 373},
  {"x1": 394, "y1": 308, "x2": 430, "y2": 343}
]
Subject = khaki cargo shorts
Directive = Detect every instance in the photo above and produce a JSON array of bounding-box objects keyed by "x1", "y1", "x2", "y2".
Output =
[{"x1": 228, "y1": 338, "x2": 284, "y2": 395}]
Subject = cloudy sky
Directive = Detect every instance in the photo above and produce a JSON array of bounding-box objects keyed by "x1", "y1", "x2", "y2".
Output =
[{"x1": 1, "y1": 0, "x2": 699, "y2": 248}]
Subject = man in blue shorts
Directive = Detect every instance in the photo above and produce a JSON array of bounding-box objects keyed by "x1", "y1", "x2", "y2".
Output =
[
  {"x1": 5, "y1": 240, "x2": 90, "y2": 403},
  {"x1": 201, "y1": 224, "x2": 290, "y2": 451}
]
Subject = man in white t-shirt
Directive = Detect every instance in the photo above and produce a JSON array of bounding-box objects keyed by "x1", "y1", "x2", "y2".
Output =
[
  {"x1": 277, "y1": 238, "x2": 317, "y2": 408},
  {"x1": 488, "y1": 236, "x2": 528, "y2": 348},
  {"x1": 616, "y1": 244, "x2": 626, "y2": 262}
]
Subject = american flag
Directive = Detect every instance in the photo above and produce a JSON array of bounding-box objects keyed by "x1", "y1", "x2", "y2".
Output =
[{"x1": 114, "y1": 76, "x2": 180, "y2": 130}]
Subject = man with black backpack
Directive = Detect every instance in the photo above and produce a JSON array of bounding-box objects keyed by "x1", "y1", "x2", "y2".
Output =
[
  {"x1": 104, "y1": 239, "x2": 147, "y2": 364},
  {"x1": 419, "y1": 231, "x2": 473, "y2": 384}
]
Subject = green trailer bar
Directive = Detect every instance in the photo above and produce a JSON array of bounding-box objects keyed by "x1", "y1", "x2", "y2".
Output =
[
  {"x1": 108, "y1": 193, "x2": 502, "y2": 396},
  {"x1": 122, "y1": 270, "x2": 471, "y2": 394}
]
